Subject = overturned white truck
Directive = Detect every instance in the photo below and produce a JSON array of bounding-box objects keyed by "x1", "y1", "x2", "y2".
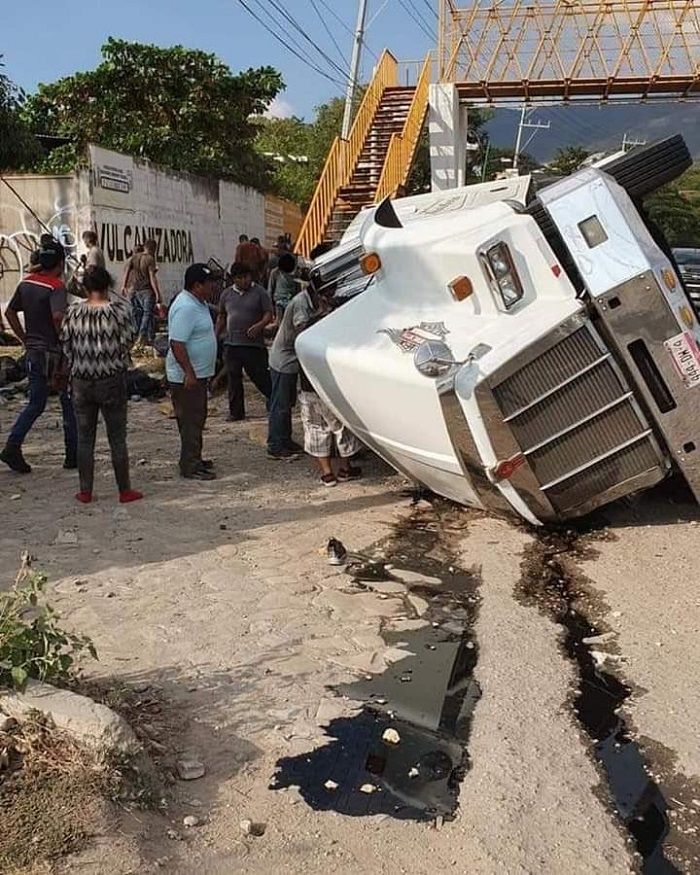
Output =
[{"x1": 297, "y1": 137, "x2": 700, "y2": 524}]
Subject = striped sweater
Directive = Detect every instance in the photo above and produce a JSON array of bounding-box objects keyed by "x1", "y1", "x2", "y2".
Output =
[{"x1": 61, "y1": 297, "x2": 135, "y2": 380}]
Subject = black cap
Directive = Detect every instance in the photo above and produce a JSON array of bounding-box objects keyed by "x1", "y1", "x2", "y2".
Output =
[
  {"x1": 184, "y1": 263, "x2": 213, "y2": 289},
  {"x1": 37, "y1": 236, "x2": 65, "y2": 269}
]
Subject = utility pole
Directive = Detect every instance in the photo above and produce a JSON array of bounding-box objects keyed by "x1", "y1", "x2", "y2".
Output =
[
  {"x1": 513, "y1": 105, "x2": 550, "y2": 171},
  {"x1": 342, "y1": 0, "x2": 369, "y2": 140},
  {"x1": 622, "y1": 132, "x2": 646, "y2": 152}
]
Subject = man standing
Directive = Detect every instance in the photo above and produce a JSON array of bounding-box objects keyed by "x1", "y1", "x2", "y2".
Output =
[
  {"x1": 167, "y1": 264, "x2": 218, "y2": 481},
  {"x1": 121, "y1": 239, "x2": 162, "y2": 347},
  {"x1": 267, "y1": 285, "x2": 318, "y2": 459},
  {"x1": 216, "y1": 263, "x2": 273, "y2": 422},
  {"x1": 1, "y1": 237, "x2": 77, "y2": 473},
  {"x1": 268, "y1": 253, "x2": 301, "y2": 325},
  {"x1": 82, "y1": 230, "x2": 105, "y2": 270}
]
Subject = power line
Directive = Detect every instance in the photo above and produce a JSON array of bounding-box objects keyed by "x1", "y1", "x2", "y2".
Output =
[
  {"x1": 420, "y1": 0, "x2": 439, "y2": 20},
  {"x1": 314, "y1": 0, "x2": 380, "y2": 62},
  {"x1": 234, "y1": 0, "x2": 346, "y2": 88},
  {"x1": 308, "y1": 0, "x2": 347, "y2": 70},
  {"x1": 258, "y1": 0, "x2": 355, "y2": 83},
  {"x1": 396, "y1": 0, "x2": 436, "y2": 41}
]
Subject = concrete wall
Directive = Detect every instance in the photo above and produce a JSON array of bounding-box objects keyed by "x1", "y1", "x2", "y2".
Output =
[
  {"x1": 0, "y1": 145, "x2": 304, "y2": 307},
  {"x1": 89, "y1": 145, "x2": 266, "y2": 301},
  {"x1": 428, "y1": 83, "x2": 469, "y2": 192}
]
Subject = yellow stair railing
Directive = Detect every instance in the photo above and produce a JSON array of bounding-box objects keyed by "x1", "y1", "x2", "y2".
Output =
[
  {"x1": 296, "y1": 51, "x2": 398, "y2": 258},
  {"x1": 375, "y1": 54, "x2": 432, "y2": 203}
]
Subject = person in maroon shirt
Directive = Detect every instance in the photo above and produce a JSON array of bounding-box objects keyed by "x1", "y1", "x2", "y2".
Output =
[{"x1": 1, "y1": 237, "x2": 77, "y2": 474}]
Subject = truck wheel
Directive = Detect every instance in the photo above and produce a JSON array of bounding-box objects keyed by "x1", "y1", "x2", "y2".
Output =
[{"x1": 601, "y1": 135, "x2": 692, "y2": 199}]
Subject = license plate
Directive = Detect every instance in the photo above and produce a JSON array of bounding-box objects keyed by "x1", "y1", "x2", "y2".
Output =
[{"x1": 665, "y1": 331, "x2": 700, "y2": 388}]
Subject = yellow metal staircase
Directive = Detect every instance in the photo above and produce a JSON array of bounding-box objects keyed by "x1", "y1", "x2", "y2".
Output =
[{"x1": 296, "y1": 52, "x2": 431, "y2": 258}]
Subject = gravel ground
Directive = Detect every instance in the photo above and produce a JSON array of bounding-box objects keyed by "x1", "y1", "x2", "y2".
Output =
[{"x1": 1, "y1": 388, "x2": 698, "y2": 874}]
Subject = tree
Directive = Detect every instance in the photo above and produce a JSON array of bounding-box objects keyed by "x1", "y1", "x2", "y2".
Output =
[
  {"x1": 646, "y1": 185, "x2": 700, "y2": 246},
  {"x1": 0, "y1": 56, "x2": 39, "y2": 171},
  {"x1": 548, "y1": 146, "x2": 590, "y2": 176},
  {"x1": 22, "y1": 39, "x2": 283, "y2": 188},
  {"x1": 255, "y1": 96, "x2": 349, "y2": 208}
]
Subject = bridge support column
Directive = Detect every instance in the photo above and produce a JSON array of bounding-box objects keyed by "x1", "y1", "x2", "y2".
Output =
[{"x1": 429, "y1": 83, "x2": 468, "y2": 191}]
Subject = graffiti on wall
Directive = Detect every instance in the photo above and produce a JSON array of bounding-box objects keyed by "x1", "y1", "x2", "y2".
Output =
[{"x1": 0, "y1": 200, "x2": 77, "y2": 283}]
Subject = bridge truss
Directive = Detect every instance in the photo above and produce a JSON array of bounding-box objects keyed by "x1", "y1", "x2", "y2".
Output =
[{"x1": 438, "y1": 0, "x2": 700, "y2": 102}]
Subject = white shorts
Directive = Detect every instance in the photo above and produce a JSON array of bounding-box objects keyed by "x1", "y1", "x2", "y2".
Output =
[{"x1": 299, "y1": 391, "x2": 362, "y2": 458}]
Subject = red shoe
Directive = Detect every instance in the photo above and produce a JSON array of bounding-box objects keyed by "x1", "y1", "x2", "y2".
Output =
[
  {"x1": 75, "y1": 491, "x2": 93, "y2": 504},
  {"x1": 119, "y1": 489, "x2": 143, "y2": 504}
]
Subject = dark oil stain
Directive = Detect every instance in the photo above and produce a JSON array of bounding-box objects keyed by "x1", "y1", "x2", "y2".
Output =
[
  {"x1": 518, "y1": 525, "x2": 698, "y2": 874},
  {"x1": 270, "y1": 506, "x2": 481, "y2": 823}
]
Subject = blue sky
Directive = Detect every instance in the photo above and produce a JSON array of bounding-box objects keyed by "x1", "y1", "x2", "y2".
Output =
[
  {"x1": 3, "y1": 0, "x2": 434, "y2": 120},
  {"x1": 4, "y1": 0, "x2": 693, "y2": 158}
]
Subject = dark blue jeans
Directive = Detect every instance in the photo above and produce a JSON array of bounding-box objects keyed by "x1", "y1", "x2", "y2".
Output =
[
  {"x1": 132, "y1": 289, "x2": 155, "y2": 341},
  {"x1": 8, "y1": 350, "x2": 77, "y2": 457},
  {"x1": 267, "y1": 369, "x2": 298, "y2": 453}
]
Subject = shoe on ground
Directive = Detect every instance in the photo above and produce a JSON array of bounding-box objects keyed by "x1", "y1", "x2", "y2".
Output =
[
  {"x1": 226, "y1": 415, "x2": 245, "y2": 422},
  {"x1": 327, "y1": 538, "x2": 347, "y2": 565},
  {"x1": 267, "y1": 448, "x2": 300, "y2": 460},
  {"x1": 286, "y1": 440, "x2": 304, "y2": 452},
  {"x1": 119, "y1": 489, "x2": 144, "y2": 503},
  {"x1": 181, "y1": 468, "x2": 217, "y2": 481},
  {"x1": 0, "y1": 444, "x2": 31, "y2": 474},
  {"x1": 337, "y1": 465, "x2": 362, "y2": 482},
  {"x1": 75, "y1": 491, "x2": 93, "y2": 504},
  {"x1": 199, "y1": 459, "x2": 214, "y2": 470},
  {"x1": 63, "y1": 457, "x2": 77, "y2": 470},
  {"x1": 321, "y1": 473, "x2": 338, "y2": 487}
]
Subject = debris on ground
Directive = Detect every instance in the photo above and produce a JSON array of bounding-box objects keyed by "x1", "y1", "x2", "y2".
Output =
[
  {"x1": 240, "y1": 819, "x2": 267, "y2": 837},
  {"x1": 326, "y1": 538, "x2": 348, "y2": 566},
  {"x1": 176, "y1": 758, "x2": 205, "y2": 781}
]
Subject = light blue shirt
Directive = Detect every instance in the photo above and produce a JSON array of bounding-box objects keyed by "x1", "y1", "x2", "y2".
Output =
[{"x1": 166, "y1": 290, "x2": 217, "y2": 383}]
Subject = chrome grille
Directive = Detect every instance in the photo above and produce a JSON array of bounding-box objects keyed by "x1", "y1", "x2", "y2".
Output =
[{"x1": 491, "y1": 324, "x2": 667, "y2": 515}]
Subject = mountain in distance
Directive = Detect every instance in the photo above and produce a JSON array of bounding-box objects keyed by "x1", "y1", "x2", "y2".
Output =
[{"x1": 484, "y1": 102, "x2": 700, "y2": 162}]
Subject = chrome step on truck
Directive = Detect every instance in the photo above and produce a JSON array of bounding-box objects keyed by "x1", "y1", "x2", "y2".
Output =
[{"x1": 296, "y1": 137, "x2": 700, "y2": 524}]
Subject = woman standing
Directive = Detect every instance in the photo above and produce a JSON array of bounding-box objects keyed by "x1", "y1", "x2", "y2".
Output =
[{"x1": 61, "y1": 267, "x2": 142, "y2": 504}]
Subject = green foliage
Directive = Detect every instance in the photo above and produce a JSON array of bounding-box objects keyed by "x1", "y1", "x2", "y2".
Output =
[
  {"x1": 255, "y1": 95, "x2": 349, "y2": 208},
  {"x1": 23, "y1": 38, "x2": 283, "y2": 187},
  {"x1": 0, "y1": 554, "x2": 97, "y2": 691},
  {"x1": 647, "y1": 186, "x2": 700, "y2": 247},
  {"x1": 548, "y1": 146, "x2": 591, "y2": 175},
  {"x1": 0, "y1": 55, "x2": 40, "y2": 171}
]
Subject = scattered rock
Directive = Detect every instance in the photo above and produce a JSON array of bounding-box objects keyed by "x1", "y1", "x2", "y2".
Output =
[
  {"x1": 0, "y1": 715, "x2": 17, "y2": 732},
  {"x1": 53, "y1": 529, "x2": 79, "y2": 546},
  {"x1": 0, "y1": 680, "x2": 139, "y2": 754},
  {"x1": 240, "y1": 819, "x2": 266, "y2": 837},
  {"x1": 183, "y1": 815, "x2": 201, "y2": 828},
  {"x1": 408, "y1": 766, "x2": 419, "y2": 778},
  {"x1": 10, "y1": 494, "x2": 21, "y2": 501},
  {"x1": 324, "y1": 779, "x2": 339, "y2": 790},
  {"x1": 583, "y1": 632, "x2": 616, "y2": 645},
  {"x1": 407, "y1": 594, "x2": 429, "y2": 616},
  {"x1": 359, "y1": 783, "x2": 377, "y2": 794},
  {"x1": 434, "y1": 815, "x2": 444, "y2": 830},
  {"x1": 166, "y1": 828, "x2": 182, "y2": 841},
  {"x1": 382, "y1": 728, "x2": 401, "y2": 745},
  {"x1": 176, "y1": 758, "x2": 205, "y2": 781},
  {"x1": 390, "y1": 568, "x2": 442, "y2": 587},
  {"x1": 105, "y1": 591, "x2": 116, "y2": 599}
]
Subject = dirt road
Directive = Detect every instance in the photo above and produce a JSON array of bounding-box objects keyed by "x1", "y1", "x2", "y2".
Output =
[{"x1": 1, "y1": 390, "x2": 699, "y2": 874}]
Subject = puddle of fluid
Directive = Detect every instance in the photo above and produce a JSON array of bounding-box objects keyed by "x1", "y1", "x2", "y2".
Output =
[
  {"x1": 271, "y1": 510, "x2": 481, "y2": 822},
  {"x1": 521, "y1": 531, "x2": 678, "y2": 875}
]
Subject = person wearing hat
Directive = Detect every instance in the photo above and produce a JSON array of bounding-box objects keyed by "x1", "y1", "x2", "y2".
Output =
[
  {"x1": 167, "y1": 264, "x2": 218, "y2": 480},
  {"x1": 1, "y1": 236, "x2": 77, "y2": 474}
]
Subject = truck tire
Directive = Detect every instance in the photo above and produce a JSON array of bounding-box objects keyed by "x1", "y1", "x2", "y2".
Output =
[{"x1": 601, "y1": 135, "x2": 692, "y2": 200}]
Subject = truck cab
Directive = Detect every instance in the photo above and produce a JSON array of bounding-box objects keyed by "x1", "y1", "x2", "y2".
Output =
[{"x1": 296, "y1": 137, "x2": 700, "y2": 524}]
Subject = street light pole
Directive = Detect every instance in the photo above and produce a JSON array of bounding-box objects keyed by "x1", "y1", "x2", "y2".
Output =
[{"x1": 341, "y1": 0, "x2": 369, "y2": 139}]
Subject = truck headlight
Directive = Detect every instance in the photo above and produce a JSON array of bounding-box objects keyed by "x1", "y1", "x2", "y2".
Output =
[{"x1": 481, "y1": 242, "x2": 524, "y2": 310}]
